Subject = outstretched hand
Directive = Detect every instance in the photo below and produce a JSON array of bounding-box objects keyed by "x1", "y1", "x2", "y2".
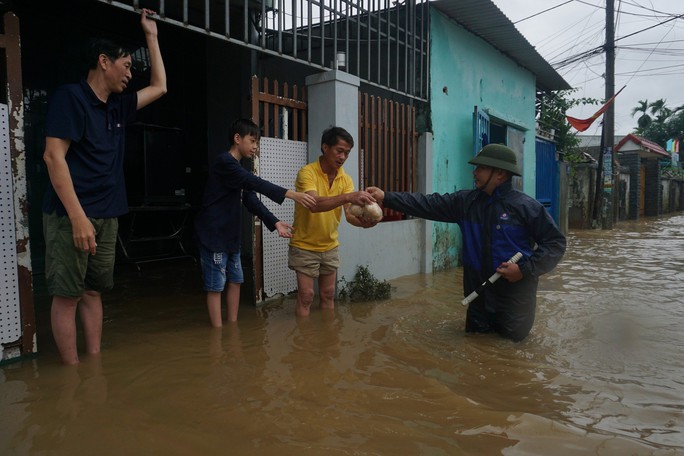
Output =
[
  {"x1": 348, "y1": 191, "x2": 376, "y2": 206},
  {"x1": 365, "y1": 186, "x2": 385, "y2": 205},
  {"x1": 274, "y1": 221, "x2": 294, "y2": 238}
]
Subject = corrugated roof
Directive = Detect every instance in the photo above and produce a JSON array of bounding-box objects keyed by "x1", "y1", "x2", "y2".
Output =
[{"x1": 431, "y1": 0, "x2": 571, "y2": 92}]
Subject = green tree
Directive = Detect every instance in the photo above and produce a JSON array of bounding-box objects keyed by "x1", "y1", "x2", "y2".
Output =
[
  {"x1": 649, "y1": 99, "x2": 673, "y2": 125},
  {"x1": 631, "y1": 99, "x2": 651, "y2": 133},
  {"x1": 631, "y1": 98, "x2": 682, "y2": 148},
  {"x1": 536, "y1": 89, "x2": 600, "y2": 163}
]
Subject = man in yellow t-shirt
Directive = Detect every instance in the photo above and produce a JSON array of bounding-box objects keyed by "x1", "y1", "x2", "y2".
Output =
[{"x1": 289, "y1": 126, "x2": 377, "y2": 317}]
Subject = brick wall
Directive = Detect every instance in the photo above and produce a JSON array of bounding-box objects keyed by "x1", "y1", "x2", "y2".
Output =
[
  {"x1": 568, "y1": 163, "x2": 597, "y2": 229},
  {"x1": 569, "y1": 156, "x2": 682, "y2": 226}
]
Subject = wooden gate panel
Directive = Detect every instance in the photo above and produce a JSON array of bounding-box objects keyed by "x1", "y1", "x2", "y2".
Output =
[
  {"x1": 251, "y1": 76, "x2": 307, "y2": 141},
  {"x1": 358, "y1": 92, "x2": 417, "y2": 221}
]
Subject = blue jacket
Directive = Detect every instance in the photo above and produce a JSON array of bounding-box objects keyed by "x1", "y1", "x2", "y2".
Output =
[
  {"x1": 384, "y1": 181, "x2": 566, "y2": 341},
  {"x1": 194, "y1": 152, "x2": 286, "y2": 253}
]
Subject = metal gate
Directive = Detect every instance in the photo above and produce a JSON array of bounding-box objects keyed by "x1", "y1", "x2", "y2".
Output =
[
  {"x1": 0, "y1": 104, "x2": 22, "y2": 363},
  {"x1": 2, "y1": 11, "x2": 35, "y2": 363},
  {"x1": 535, "y1": 137, "x2": 560, "y2": 224}
]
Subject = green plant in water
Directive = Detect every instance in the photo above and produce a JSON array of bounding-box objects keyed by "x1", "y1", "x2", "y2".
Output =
[{"x1": 338, "y1": 265, "x2": 392, "y2": 302}]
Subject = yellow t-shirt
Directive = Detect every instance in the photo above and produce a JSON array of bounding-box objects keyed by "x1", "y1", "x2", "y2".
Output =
[{"x1": 290, "y1": 159, "x2": 355, "y2": 252}]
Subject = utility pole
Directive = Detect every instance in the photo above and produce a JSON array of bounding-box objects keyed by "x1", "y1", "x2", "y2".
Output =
[
  {"x1": 592, "y1": 128, "x2": 605, "y2": 227},
  {"x1": 603, "y1": 0, "x2": 616, "y2": 228}
]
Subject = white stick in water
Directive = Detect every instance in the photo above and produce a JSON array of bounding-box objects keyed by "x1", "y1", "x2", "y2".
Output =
[{"x1": 461, "y1": 252, "x2": 523, "y2": 306}]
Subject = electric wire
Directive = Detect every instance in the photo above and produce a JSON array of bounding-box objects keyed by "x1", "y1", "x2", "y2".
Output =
[
  {"x1": 513, "y1": 0, "x2": 574, "y2": 24},
  {"x1": 499, "y1": 0, "x2": 682, "y2": 133}
]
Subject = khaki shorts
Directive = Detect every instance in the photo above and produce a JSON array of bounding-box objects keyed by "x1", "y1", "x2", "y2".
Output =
[
  {"x1": 43, "y1": 212, "x2": 118, "y2": 298},
  {"x1": 288, "y1": 245, "x2": 339, "y2": 278}
]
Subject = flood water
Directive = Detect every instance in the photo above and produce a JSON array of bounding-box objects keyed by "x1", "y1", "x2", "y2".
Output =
[{"x1": 2, "y1": 214, "x2": 684, "y2": 455}]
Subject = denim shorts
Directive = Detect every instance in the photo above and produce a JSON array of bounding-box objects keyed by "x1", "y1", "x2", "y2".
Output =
[{"x1": 199, "y1": 246, "x2": 244, "y2": 292}]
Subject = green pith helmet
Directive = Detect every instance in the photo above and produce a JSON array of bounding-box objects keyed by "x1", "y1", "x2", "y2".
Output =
[{"x1": 468, "y1": 143, "x2": 521, "y2": 176}]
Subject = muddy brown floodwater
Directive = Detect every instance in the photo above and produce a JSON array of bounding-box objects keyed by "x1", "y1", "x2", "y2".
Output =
[{"x1": 2, "y1": 214, "x2": 684, "y2": 455}]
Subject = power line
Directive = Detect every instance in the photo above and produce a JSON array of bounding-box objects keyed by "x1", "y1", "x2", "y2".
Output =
[
  {"x1": 517, "y1": 0, "x2": 683, "y2": 69},
  {"x1": 615, "y1": 12, "x2": 684, "y2": 43},
  {"x1": 513, "y1": 0, "x2": 574, "y2": 24},
  {"x1": 619, "y1": 0, "x2": 679, "y2": 16},
  {"x1": 616, "y1": 70, "x2": 684, "y2": 77},
  {"x1": 618, "y1": 47, "x2": 684, "y2": 56},
  {"x1": 520, "y1": 5, "x2": 604, "y2": 61},
  {"x1": 574, "y1": 0, "x2": 680, "y2": 18},
  {"x1": 623, "y1": 12, "x2": 678, "y2": 82},
  {"x1": 633, "y1": 39, "x2": 684, "y2": 45},
  {"x1": 553, "y1": 46, "x2": 605, "y2": 69},
  {"x1": 550, "y1": 11, "x2": 684, "y2": 69},
  {"x1": 496, "y1": 0, "x2": 683, "y2": 135},
  {"x1": 620, "y1": 62, "x2": 684, "y2": 73}
]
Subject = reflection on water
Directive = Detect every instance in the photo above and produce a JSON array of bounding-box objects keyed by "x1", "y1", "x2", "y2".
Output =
[{"x1": 2, "y1": 215, "x2": 684, "y2": 455}]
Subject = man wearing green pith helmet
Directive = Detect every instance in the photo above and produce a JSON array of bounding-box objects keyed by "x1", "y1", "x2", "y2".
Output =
[{"x1": 367, "y1": 144, "x2": 566, "y2": 341}]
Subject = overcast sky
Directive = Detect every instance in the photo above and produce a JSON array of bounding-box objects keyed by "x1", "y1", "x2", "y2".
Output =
[{"x1": 490, "y1": 0, "x2": 684, "y2": 137}]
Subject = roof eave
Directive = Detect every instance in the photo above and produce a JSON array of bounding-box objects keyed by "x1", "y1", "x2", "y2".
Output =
[{"x1": 431, "y1": 0, "x2": 572, "y2": 92}]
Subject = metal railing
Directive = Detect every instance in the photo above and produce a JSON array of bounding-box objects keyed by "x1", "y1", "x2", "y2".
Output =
[{"x1": 98, "y1": 0, "x2": 430, "y2": 101}]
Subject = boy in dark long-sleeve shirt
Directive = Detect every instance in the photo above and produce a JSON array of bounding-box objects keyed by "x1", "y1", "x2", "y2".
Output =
[{"x1": 194, "y1": 119, "x2": 315, "y2": 326}]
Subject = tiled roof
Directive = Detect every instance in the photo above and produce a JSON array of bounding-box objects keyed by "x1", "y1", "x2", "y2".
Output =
[{"x1": 615, "y1": 134, "x2": 669, "y2": 158}]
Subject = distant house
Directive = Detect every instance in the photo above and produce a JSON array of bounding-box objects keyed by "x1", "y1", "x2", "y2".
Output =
[
  {"x1": 615, "y1": 134, "x2": 670, "y2": 218},
  {"x1": 615, "y1": 134, "x2": 669, "y2": 160},
  {"x1": 568, "y1": 133, "x2": 683, "y2": 227}
]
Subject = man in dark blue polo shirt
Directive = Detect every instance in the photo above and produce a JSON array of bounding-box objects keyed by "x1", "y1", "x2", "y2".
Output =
[{"x1": 42, "y1": 8, "x2": 167, "y2": 365}]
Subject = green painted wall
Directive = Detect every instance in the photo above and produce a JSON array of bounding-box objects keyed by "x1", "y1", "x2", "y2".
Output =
[{"x1": 429, "y1": 9, "x2": 538, "y2": 270}]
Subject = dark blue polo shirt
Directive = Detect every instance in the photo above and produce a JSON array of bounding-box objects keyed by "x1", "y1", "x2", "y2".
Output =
[
  {"x1": 42, "y1": 79, "x2": 138, "y2": 218},
  {"x1": 194, "y1": 152, "x2": 286, "y2": 253}
]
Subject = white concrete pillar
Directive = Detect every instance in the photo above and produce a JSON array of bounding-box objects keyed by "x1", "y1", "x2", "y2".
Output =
[
  {"x1": 305, "y1": 70, "x2": 361, "y2": 178},
  {"x1": 306, "y1": 71, "x2": 362, "y2": 281}
]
